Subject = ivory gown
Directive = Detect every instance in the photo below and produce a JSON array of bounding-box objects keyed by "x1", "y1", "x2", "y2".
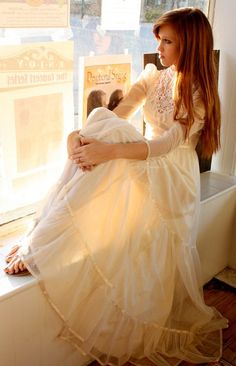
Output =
[{"x1": 19, "y1": 64, "x2": 228, "y2": 365}]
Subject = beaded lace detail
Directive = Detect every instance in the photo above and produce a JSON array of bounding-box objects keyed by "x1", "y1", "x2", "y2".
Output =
[{"x1": 148, "y1": 68, "x2": 175, "y2": 115}]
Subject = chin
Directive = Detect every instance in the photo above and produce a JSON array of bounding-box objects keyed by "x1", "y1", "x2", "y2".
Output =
[{"x1": 159, "y1": 58, "x2": 167, "y2": 66}]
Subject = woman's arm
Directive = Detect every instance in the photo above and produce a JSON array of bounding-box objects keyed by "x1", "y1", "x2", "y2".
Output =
[
  {"x1": 113, "y1": 63, "x2": 158, "y2": 119},
  {"x1": 70, "y1": 137, "x2": 149, "y2": 167},
  {"x1": 69, "y1": 124, "x2": 184, "y2": 167},
  {"x1": 70, "y1": 118, "x2": 204, "y2": 168}
]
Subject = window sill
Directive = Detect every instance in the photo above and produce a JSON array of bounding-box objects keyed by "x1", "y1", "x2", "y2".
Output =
[
  {"x1": 0, "y1": 214, "x2": 35, "y2": 248},
  {"x1": 0, "y1": 243, "x2": 36, "y2": 302},
  {"x1": 200, "y1": 171, "x2": 236, "y2": 201}
]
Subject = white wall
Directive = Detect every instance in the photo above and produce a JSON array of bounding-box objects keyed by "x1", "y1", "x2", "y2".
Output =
[
  {"x1": 228, "y1": 196, "x2": 236, "y2": 269},
  {"x1": 211, "y1": 0, "x2": 236, "y2": 176},
  {"x1": 197, "y1": 186, "x2": 236, "y2": 282}
]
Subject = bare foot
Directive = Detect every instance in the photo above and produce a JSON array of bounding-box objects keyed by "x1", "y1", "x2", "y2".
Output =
[
  {"x1": 4, "y1": 253, "x2": 29, "y2": 275},
  {"x1": 5, "y1": 245, "x2": 20, "y2": 263}
]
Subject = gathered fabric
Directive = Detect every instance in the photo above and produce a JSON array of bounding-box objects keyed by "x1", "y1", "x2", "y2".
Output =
[{"x1": 19, "y1": 107, "x2": 228, "y2": 366}]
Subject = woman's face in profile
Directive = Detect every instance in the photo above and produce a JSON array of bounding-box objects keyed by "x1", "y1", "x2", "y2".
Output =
[{"x1": 156, "y1": 24, "x2": 179, "y2": 67}]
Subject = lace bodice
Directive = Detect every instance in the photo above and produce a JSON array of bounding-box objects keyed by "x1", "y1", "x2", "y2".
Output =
[
  {"x1": 143, "y1": 66, "x2": 176, "y2": 138},
  {"x1": 145, "y1": 66, "x2": 175, "y2": 115},
  {"x1": 114, "y1": 64, "x2": 205, "y2": 158}
]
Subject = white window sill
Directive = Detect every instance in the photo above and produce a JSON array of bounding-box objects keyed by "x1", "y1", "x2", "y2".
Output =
[
  {"x1": 0, "y1": 213, "x2": 35, "y2": 245},
  {"x1": 200, "y1": 171, "x2": 236, "y2": 202},
  {"x1": 0, "y1": 243, "x2": 36, "y2": 302}
]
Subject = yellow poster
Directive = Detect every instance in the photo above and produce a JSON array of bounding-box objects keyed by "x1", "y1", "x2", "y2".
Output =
[
  {"x1": 79, "y1": 54, "x2": 132, "y2": 126},
  {"x1": 14, "y1": 93, "x2": 63, "y2": 172},
  {"x1": 0, "y1": 41, "x2": 74, "y2": 216},
  {"x1": 0, "y1": 0, "x2": 69, "y2": 28}
]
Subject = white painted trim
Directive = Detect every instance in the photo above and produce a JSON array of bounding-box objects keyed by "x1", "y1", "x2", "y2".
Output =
[
  {"x1": 207, "y1": 0, "x2": 216, "y2": 24},
  {"x1": 201, "y1": 184, "x2": 236, "y2": 204}
]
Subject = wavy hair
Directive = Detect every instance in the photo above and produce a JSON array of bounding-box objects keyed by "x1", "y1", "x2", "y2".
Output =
[
  {"x1": 87, "y1": 90, "x2": 107, "y2": 117},
  {"x1": 108, "y1": 89, "x2": 124, "y2": 111},
  {"x1": 153, "y1": 7, "x2": 220, "y2": 158}
]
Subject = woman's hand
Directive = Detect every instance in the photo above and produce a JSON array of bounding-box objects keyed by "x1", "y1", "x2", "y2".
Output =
[
  {"x1": 70, "y1": 136, "x2": 113, "y2": 169},
  {"x1": 67, "y1": 130, "x2": 81, "y2": 157},
  {"x1": 68, "y1": 132, "x2": 148, "y2": 171}
]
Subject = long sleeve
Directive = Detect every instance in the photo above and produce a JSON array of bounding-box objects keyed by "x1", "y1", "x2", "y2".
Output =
[
  {"x1": 113, "y1": 64, "x2": 158, "y2": 119},
  {"x1": 147, "y1": 122, "x2": 184, "y2": 157},
  {"x1": 146, "y1": 120, "x2": 204, "y2": 157},
  {"x1": 113, "y1": 81, "x2": 146, "y2": 120}
]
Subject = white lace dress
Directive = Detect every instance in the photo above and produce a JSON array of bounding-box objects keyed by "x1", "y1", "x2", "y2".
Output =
[{"x1": 19, "y1": 64, "x2": 228, "y2": 366}]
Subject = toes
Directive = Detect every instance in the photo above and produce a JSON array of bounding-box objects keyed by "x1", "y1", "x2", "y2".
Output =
[
  {"x1": 4, "y1": 264, "x2": 14, "y2": 275},
  {"x1": 5, "y1": 245, "x2": 20, "y2": 263},
  {"x1": 6, "y1": 254, "x2": 15, "y2": 264},
  {"x1": 19, "y1": 261, "x2": 25, "y2": 272},
  {"x1": 9, "y1": 245, "x2": 19, "y2": 255},
  {"x1": 4, "y1": 256, "x2": 26, "y2": 275},
  {"x1": 5, "y1": 259, "x2": 17, "y2": 274}
]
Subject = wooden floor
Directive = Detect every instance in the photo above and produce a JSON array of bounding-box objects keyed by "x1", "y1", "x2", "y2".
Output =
[
  {"x1": 202, "y1": 279, "x2": 236, "y2": 366},
  {"x1": 89, "y1": 278, "x2": 236, "y2": 366}
]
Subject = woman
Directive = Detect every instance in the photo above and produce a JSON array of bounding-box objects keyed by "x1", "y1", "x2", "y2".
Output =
[
  {"x1": 5, "y1": 8, "x2": 228, "y2": 366},
  {"x1": 87, "y1": 89, "x2": 107, "y2": 117},
  {"x1": 107, "y1": 89, "x2": 124, "y2": 111}
]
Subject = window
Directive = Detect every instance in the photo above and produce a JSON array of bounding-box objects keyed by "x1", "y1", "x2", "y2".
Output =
[{"x1": 0, "y1": 0, "x2": 209, "y2": 226}]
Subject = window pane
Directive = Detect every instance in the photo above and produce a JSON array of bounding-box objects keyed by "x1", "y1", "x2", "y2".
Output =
[
  {"x1": 0, "y1": 0, "x2": 209, "y2": 224},
  {"x1": 0, "y1": 40, "x2": 74, "y2": 224}
]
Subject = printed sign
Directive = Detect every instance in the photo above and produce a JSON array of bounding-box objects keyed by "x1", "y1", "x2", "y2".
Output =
[
  {"x1": 101, "y1": 0, "x2": 141, "y2": 31},
  {"x1": 79, "y1": 54, "x2": 132, "y2": 126},
  {"x1": 0, "y1": 0, "x2": 69, "y2": 28},
  {"x1": 0, "y1": 41, "x2": 74, "y2": 215}
]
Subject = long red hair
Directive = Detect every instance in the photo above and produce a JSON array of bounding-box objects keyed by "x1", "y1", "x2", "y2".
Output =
[{"x1": 153, "y1": 7, "x2": 220, "y2": 159}]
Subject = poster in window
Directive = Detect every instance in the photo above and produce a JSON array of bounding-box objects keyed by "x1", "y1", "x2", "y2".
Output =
[
  {"x1": 0, "y1": 41, "x2": 74, "y2": 214},
  {"x1": 0, "y1": 0, "x2": 69, "y2": 28},
  {"x1": 14, "y1": 93, "x2": 63, "y2": 173},
  {"x1": 101, "y1": 0, "x2": 141, "y2": 31},
  {"x1": 79, "y1": 54, "x2": 132, "y2": 127}
]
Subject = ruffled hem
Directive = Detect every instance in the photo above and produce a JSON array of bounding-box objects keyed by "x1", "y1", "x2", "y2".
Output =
[
  {"x1": 23, "y1": 204, "x2": 228, "y2": 366},
  {"x1": 20, "y1": 108, "x2": 228, "y2": 365},
  {"x1": 36, "y1": 271, "x2": 226, "y2": 366}
]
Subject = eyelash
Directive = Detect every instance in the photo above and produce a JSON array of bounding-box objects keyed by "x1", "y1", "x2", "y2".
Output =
[
  {"x1": 157, "y1": 37, "x2": 172, "y2": 45},
  {"x1": 163, "y1": 39, "x2": 172, "y2": 44}
]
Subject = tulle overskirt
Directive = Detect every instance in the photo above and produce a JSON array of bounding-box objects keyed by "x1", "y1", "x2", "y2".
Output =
[{"x1": 20, "y1": 108, "x2": 228, "y2": 365}]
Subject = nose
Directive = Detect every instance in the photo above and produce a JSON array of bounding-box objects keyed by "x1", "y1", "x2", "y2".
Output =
[{"x1": 157, "y1": 41, "x2": 162, "y2": 53}]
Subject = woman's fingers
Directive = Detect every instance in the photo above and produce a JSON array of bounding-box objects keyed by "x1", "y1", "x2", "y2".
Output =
[
  {"x1": 80, "y1": 136, "x2": 96, "y2": 145},
  {"x1": 69, "y1": 137, "x2": 109, "y2": 168},
  {"x1": 70, "y1": 137, "x2": 97, "y2": 156},
  {"x1": 80, "y1": 164, "x2": 96, "y2": 171},
  {"x1": 68, "y1": 134, "x2": 103, "y2": 168},
  {"x1": 70, "y1": 149, "x2": 93, "y2": 165},
  {"x1": 67, "y1": 131, "x2": 81, "y2": 156}
]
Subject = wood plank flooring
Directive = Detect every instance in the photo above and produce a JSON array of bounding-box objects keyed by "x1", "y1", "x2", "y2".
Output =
[
  {"x1": 203, "y1": 279, "x2": 236, "y2": 366},
  {"x1": 89, "y1": 278, "x2": 236, "y2": 366}
]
